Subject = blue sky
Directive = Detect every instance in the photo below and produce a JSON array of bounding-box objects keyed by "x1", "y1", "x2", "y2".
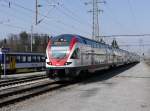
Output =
[{"x1": 0, "y1": 0, "x2": 150, "y2": 55}]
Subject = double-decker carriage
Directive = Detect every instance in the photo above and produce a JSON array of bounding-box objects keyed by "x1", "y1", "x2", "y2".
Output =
[{"x1": 46, "y1": 34, "x2": 140, "y2": 80}]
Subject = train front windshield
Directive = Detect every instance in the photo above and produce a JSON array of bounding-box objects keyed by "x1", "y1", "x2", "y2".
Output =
[
  {"x1": 50, "y1": 35, "x2": 72, "y2": 59},
  {"x1": 51, "y1": 47, "x2": 69, "y2": 59}
]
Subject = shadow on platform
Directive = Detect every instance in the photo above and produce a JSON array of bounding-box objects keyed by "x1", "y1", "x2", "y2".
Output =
[{"x1": 79, "y1": 63, "x2": 139, "y2": 84}]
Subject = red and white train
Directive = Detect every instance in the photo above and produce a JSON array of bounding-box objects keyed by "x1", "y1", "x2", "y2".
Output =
[{"x1": 46, "y1": 34, "x2": 140, "y2": 80}]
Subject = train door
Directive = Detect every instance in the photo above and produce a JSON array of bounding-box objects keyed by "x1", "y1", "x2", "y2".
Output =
[{"x1": 9, "y1": 56, "x2": 16, "y2": 71}]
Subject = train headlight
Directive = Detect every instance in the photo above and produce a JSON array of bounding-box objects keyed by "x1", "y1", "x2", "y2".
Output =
[
  {"x1": 47, "y1": 62, "x2": 52, "y2": 65},
  {"x1": 65, "y1": 62, "x2": 72, "y2": 65}
]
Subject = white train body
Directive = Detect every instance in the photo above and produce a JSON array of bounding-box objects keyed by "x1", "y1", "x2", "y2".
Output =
[{"x1": 46, "y1": 34, "x2": 140, "y2": 79}]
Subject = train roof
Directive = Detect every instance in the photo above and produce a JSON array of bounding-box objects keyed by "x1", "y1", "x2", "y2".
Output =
[
  {"x1": 50, "y1": 34, "x2": 138, "y2": 55},
  {"x1": 51, "y1": 34, "x2": 117, "y2": 48},
  {"x1": 51, "y1": 34, "x2": 109, "y2": 45}
]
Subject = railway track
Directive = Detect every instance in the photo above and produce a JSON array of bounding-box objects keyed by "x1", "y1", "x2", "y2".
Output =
[
  {"x1": 0, "y1": 74, "x2": 48, "y2": 87},
  {"x1": 0, "y1": 80, "x2": 69, "y2": 107}
]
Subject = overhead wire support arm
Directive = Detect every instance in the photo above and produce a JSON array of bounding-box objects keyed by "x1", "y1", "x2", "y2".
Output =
[{"x1": 85, "y1": 0, "x2": 106, "y2": 41}]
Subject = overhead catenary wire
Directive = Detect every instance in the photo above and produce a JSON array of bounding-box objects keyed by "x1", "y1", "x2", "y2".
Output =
[
  {"x1": 0, "y1": 1, "x2": 81, "y2": 36},
  {"x1": 44, "y1": 0, "x2": 91, "y2": 26},
  {"x1": 0, "y1": 3, "x2": 55, "y2": 33},
  {"x1": 0, "y1": 1, "x2": 65, "y2": 37},
  {"x1": 120, "y1": 44, "x2": 150, "y2": 47},
  {"x1": 0, "y1": 1, "x2": 58, "y2": 34},
  {"x1": 43, "y1": 0, "x2": 92, "y2": 36},
  {"x1": 43, "y1": 0, "x2": 92, "y2": 35},
  {"x1": 103, "y1": 5, "x2": 132, "y2": 34},
  {"x1": 127, "y1": 0, "x2": 140, "y2": 33},
  {"x1": 55, "y1": 6, "x2": 91, "y2": 34},
  {"x1": 2, "y1": 0, "x2": 91, "y2": 36},
  {"x1": 101, "y1": 34, "x2": 150, "y2": 38},
  {"x1": 57, "y1": 2, "x2": 92, "y2": 27},
  {"x1": 0, "y1": 22, "x2": 26, "y2": 30}
]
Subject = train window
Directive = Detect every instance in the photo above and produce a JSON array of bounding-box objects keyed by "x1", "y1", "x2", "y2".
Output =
[
  {"x1": 85, "y1": 40, "x2": 88, "y2": 45},
  {"x1": 86, "y1": 40, "x2": 92, "y2": 46},
  {"x1": 92, "y1": 41, "x2": 95, "y2": 48},
  {"x1": 32, "y1": 56, "x2": 36, "y2": 62},
  {"x1": 41, "y1": 56, "x2": 45, "y2": 62},
  {"x1": 20, "y1": 56, "x2": 23, "y2": 62},
  {"x1": 99, "y1": 44, "x2": 101, "y2": 48},
  {"x1": 27, "y1": 56, "x2": 31, "y2": 62},
  {"x1": 101, "y1": 44, "x2": 104, "y2": 48},
  {"x1": 83, "y1": 40, "x2": 87, "y2": 44},
  {"x1": 90, "y1": 41, "x2": 93, "y2": 47},
  {"x1": 16, "y1": 56, "x2": 20, "y2": 62},
  {"x1": 22, "y1": 56, "x2": 26, "y2": 62},
  {"x1": 96, "y1": 43, "x2": 99, "y2": 48},
  {"x1": 37, "y1": 56, "x2": 40, "y2": 62},
  {"x1": 94, "y1": 42, "x2": 96, "y2": 48}
]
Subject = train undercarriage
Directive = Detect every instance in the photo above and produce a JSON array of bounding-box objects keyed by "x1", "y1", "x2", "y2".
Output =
[{"x1": 46, "y1": 68, "x2": 81, "y2": 80}]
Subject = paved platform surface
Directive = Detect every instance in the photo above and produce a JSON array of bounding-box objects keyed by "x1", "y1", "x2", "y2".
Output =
[{"x1": 1, "y1": 62, "x2": 150, "y2": 111}]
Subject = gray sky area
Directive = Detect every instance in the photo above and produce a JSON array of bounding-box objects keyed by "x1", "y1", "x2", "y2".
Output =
[{"x1": 0, "y1": 0, "x2": 150, "y2": 56}]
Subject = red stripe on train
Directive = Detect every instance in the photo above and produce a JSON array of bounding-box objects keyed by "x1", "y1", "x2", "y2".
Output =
[{"x1": 48, "y1": 36, "x2": 77, "y2": 66}]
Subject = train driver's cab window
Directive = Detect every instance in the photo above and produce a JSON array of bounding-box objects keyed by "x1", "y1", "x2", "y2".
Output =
[{"x1": 71, "y1": 48, "x2": 80, "y2": 59}]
